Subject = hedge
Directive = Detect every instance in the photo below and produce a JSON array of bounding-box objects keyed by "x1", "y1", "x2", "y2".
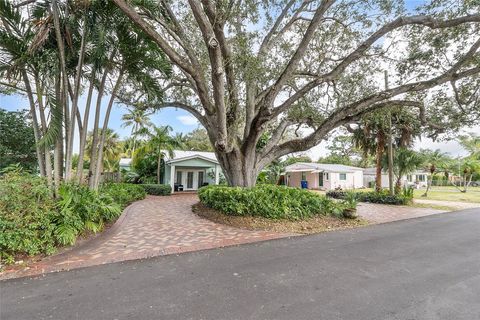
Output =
[
  {"x1": 198, "y1": 185, "x2": 344, "y2": 220},
  {"x1": 142, "y1": 184, "x2": 171, "y2": 196},
  {"x1": 326, "y1": 190, "x2": 412, "y2": 205}
]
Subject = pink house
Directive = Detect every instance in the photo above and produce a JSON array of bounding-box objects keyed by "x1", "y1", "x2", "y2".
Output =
[{"x1": 284, "y1": 162, "x2": 364, "y2": 190}]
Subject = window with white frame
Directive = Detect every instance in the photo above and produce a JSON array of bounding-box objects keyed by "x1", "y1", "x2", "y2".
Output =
[
  {"x1": 324, "y1": 172, "x2": 329, "y2": 181},
  {"x1": 301, "y1": 172, "x2": 307, "y2": 180},
  {"x1": 339, "y1": 173, "x2": 347, "y2": 181}
]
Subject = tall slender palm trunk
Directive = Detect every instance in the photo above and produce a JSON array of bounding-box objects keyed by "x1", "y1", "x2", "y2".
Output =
[
  {"x1": 375, "y1": 131, "x2": 386, "y2": 192},
  {"x1": 76, "y1": 77, "x2": 95, "y2": 183},
  {"x1": 92, "y1": 70, "x2": 124, "y2": 190}
]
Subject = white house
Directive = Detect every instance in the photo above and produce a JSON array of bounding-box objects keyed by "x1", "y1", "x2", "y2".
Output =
[
  {"x1": 363, "y1": 168, "x2": 429, "y2": 189},
  {"x1": 284, "y1": 162, "x2": 364, "y2": 190},
  {"x1": 163, "y1": 150, "x2": 222, "y2": 192}
]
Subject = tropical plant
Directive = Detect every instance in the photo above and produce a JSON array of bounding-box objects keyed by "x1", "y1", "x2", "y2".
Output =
[
  {"x1": 134, "y1": 125, "x2": 182, "y2": 184},
  {"x1": 459, "y1": 133, "x2": 480, "y2": 160},
  {"x1": 199, "y1": 185, "x2": 342, "y2": 220},
  {"x1": 121, "y1": 107, "x2": 154, "y2": 156},
  {"x1": 86, "y1": 129, "x2": 122, "y2": 172},
  {"x1": 420, "y1": 149, "x2": 450, "y2": 197},
  {"x1": 452, "y1": 159, "x2": 480, "y2": 193}
]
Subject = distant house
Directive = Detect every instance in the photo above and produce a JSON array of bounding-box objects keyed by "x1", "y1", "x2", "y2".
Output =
[
  {"x1": 284, "y1": 162, "x2": 364, "y2": 190},
  {"x1": 363, "y1": 167, "x2": 429, "y2": 189},
  {"x1": 119, "y1": 158, "x2": 132, "y2": 171},
  {"x1": 163, "y1": 150, "x2": 222, "y2": 192}
]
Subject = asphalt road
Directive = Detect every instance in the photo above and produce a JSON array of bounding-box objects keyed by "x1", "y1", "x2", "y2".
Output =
[{"x1": 2, "y1": 208, "x2": 480, "y2": 320}]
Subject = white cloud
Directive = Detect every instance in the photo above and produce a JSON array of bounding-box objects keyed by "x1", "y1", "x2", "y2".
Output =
[{"x1": 177, "y1": 115, "x2": 198, "y2": 126}]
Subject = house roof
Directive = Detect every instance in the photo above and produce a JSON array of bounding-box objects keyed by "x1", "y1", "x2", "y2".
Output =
[
  {"x1": 285, "y1": 162, "x2": 363, "y2": 173},
  {"x1": 164, "y1": 150, "x2": 219, "y2": 164},
  {"x1": 363, "y1": 167, "x2": 429, "y2": 175},
  {"x1": 119, "y1": 158, "x2": 132, "y2": 166}
]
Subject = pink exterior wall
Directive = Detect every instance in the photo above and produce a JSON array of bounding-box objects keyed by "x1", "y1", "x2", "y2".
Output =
[{"x1": 287, "y1": 172, "x2": 332, "y2": 190}]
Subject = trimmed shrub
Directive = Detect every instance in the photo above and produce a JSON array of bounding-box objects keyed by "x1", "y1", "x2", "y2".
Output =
[
  {"x1": 101, "y1": 183, "x2": 146, "y2": 207},
  {"x1": 142, "y1": 184, "x2": 171, "y2": 196},
  {"x1": 326, "y1": 190, "x2": 412, "y2": 205},
  {"x1": 198, "y1": 185, "x2": 344, "y2": 220}
]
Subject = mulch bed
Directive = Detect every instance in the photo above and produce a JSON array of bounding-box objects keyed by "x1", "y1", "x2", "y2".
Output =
[{"x1": 192, "y1": 202, "x2": 369, "y2": 235}]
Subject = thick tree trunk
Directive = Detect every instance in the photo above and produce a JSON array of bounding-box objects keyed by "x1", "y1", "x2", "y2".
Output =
[
  {"x1": 215, "y1": 147, "x2": 258, "y2": 187},
  {"x1": 375, "y1": 131, "x2": 386, "y2": 192}
]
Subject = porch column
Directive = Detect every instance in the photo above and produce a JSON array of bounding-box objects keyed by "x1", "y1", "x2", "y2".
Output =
[
  {"x1": 215, "y1": 164, "x2": 220, "y2": 185},
  {"x1": 170, "y1": 165, "x2": 175, "y2": 192}
]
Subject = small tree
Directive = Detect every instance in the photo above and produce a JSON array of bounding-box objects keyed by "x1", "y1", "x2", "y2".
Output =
[
  {"x1": 420, "y1": 149, "x2": 450, "y2": 197},
  {"x1": 134, "y1": 126, "x2": 182, "y2": 184},
  {"x1": 382, "y1": 148, "x2": 423, "y2": 194}
]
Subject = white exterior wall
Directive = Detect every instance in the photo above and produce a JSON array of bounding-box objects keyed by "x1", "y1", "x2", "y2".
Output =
[
  {"x1": 329, "y1": 171, "x2": 363, "y2": 190},
  {"x1": 287, "y1": 171, "x2": 363, "y2": 190}
]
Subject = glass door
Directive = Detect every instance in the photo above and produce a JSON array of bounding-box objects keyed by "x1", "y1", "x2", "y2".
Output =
[{"x1": 187, "y1": 172, "x2": 194, "y2": 189}]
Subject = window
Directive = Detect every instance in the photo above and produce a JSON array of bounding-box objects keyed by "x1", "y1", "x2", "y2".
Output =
[
  {"x1": 339, "y1": 173, "x2": 347, "y2": 181},
  {"x1": 417, "y1": 174, "x2": 426, "y2": 182},
  {"x1": 176, "y1": 171, "x2": 183, "y2": 184},
  {"x1": 407, "y1": 175, "x2": 412, "y2": 182},
  {"x1": 324, "y1": 173, "x2": 329, "y2": 181},
  {"x1": 301, "y1": 172, "x2": 307, "y2": 180}
]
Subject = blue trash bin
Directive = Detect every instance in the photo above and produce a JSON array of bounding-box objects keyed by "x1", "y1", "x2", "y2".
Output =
[{"x1": 301, "y1": 180, "x2": 308, "y2": 189}]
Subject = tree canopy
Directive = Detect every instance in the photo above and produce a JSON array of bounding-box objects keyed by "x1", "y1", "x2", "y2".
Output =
[
  {"x1": 113, "y1": 0, "x2": 480, "y2": 186},
  {"x1": 0, "y1": 108, "x2": 37, "y2": 171}
]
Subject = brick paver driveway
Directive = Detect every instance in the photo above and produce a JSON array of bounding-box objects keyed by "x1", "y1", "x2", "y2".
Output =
[{"x1": 1, "y1": 194, "x2": 289, "y2": 279}]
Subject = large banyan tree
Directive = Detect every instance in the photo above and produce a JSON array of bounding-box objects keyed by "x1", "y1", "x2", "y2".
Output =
[{"x1": 113, "y1": 0, "x2": 480, "y2": 187}]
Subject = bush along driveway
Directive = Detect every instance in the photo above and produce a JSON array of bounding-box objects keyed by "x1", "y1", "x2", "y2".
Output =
[{"x1": 1, "y1": 194, "x2": 291, "y2": 280}]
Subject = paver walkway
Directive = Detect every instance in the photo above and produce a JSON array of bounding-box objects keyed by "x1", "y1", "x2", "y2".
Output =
[
  {"x1": 357, "y1": 202, "x2": 446, "y2": 223},
  {"x1": 1, "y1": 194, "x2": 290, "y2": 279}
]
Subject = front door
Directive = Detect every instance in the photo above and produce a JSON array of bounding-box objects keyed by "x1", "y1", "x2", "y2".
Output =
[
  {"x1": 176, "y1": 169, "x2": 203, "y2": 190},
  {"x1": 319, "y1": 172, "x2": 324, "y2": 187}
]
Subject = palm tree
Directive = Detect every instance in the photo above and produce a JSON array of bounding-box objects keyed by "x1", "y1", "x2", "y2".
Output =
[
  {"x1": 383, "y1": 148, "x2": 423, "y2": 194},
  {"x1": 353, "y1": 108, "x2": 421, "y2": 192},
  {"x1": 121, "y1": 107, "x2": 154, "y2": 156},
  {"x1": 134, "y1": 126, "x2": 182, "y2": 184},
  {"x1": 86, "y1": 129, "x2": 122, "y2": 173},
  {"x1": 420, "y1": 149, "x2": 450, "y2": 197},
  {"x1": 459, "y1": 134, "x2": 480, "y2": 160}
]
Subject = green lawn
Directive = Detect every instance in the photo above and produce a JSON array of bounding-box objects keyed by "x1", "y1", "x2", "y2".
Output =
[
  {"x1": 412, "y1": 186, "x2": 480, "y2": 203},
  {"x1": 314, "y1": 186, "x2": 480, "y2": 204}
]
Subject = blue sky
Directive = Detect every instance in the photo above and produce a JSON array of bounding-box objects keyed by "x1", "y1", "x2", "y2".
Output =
[{"x1": 0, "y1": 92, "x2": 200, "y2": 152}]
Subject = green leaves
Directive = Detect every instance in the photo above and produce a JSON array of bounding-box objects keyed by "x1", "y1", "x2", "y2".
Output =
[
  {"x1": 199, "y1": 185, "x2": 341, "y2": 220},
  {"x1": 0, "y1": 172, "x2": 146, "y2": 264}
]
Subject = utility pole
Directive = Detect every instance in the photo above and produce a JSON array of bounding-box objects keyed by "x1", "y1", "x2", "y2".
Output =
[{"x1": 385, "y1": 70, "x2": 394, "y2": 195}]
